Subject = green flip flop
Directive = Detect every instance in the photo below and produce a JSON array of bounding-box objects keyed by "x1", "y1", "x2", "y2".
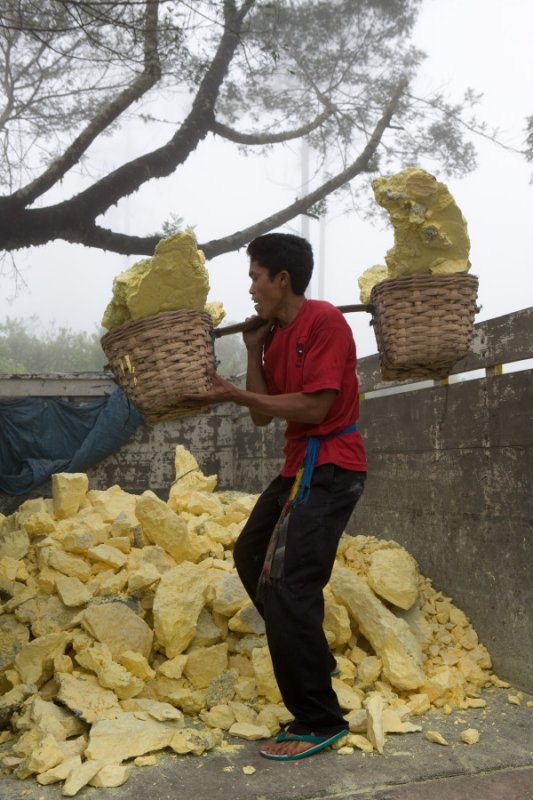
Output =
[{"x1": 259, "y1": 728, "x2": 348, "y2": 761}]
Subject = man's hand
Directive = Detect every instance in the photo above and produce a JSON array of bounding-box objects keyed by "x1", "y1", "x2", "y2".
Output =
[
  {"x1": 243, "y1": 316, "x2": 272, "y2": 352},
  {"x1": 182, "y1": 368, "x2": 239, "y2": 406}
]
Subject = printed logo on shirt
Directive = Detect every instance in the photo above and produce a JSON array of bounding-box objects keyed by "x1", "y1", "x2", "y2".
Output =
[{"x1": 296, "y1": 338, "x2": 305, "y2": 368}]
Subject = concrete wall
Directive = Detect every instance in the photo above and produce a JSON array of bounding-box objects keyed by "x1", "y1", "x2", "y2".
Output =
[{"x1": 1, "y1": 308, "x2": 531, "y2": 690}]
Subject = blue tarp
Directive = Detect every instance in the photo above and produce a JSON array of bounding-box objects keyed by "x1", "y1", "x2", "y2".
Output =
[{"x1": 0, "y1": 388, "x2": 144, "y2": 495}]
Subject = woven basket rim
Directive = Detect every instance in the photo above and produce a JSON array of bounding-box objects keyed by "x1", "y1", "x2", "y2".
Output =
[
  {"x1": 371, "y1": 272, "x2": 478, "y2": 295},
  {"x1": 101, "y1": 308, "x2": 213, "y2": 346}
]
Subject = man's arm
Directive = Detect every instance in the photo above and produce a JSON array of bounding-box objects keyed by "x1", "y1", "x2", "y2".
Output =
[
  {"x1": 239, "y1": 385, "x2": 337, "y2": 425},
  {"x1": 184, "y1": 369, "x2": 337, "y2": 426},
  {"x1": 244, "y1": 335, "x2": 273, "y2": 427}
]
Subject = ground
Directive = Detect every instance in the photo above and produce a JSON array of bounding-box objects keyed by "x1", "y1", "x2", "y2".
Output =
[{"x1": 1, "y1": 687, "x2": 532, "y2": 800}]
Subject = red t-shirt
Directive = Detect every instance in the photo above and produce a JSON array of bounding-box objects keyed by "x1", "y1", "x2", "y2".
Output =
[{"x1": 263, "y1": 300, "x2": 367, "y2": 476}]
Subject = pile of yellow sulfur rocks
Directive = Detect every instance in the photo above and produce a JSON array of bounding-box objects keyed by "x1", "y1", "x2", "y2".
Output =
[
  {"x1": 358, "y1": 167, "x2": 472, "y2": 303},
  {"x1": 101, "y1": 229, "x2": 225, "y2": 331},
  {"x1": 0, "y1": 446, "x2": 504, "y2": 794}
]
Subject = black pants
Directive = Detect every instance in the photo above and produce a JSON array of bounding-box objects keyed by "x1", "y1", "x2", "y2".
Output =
[{"x1": 233, "y1": 464, "x2": 366, "y2": 736}]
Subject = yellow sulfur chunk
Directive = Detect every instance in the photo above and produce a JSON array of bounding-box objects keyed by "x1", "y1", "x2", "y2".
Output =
[
  {"x1": 426, "y1": 730, "x2": 449, "y2": 746},
  {"x1": 101, "y1": 230, "x2": 209, "y2": 330},
  {"x1": 371, "y1": 167, "x2": 470, "y2": 279}
]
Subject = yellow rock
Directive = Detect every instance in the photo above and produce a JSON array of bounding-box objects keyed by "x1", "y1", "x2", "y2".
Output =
[
  {"x1": 490, "y1": 675, "x2": 511, "y2": 688},
  {"x1": 121, "y1": 697, "x2": 184, "y2": 723},
  {"x1": 36, "y1": 754, "x2": 82, "y2": 785},
  {"x1": 30, "y1": 695, "x2": 86, "y2": 740},
  {"x1": 184, "y1": 643, "x2": 229, "y2": 689},
  {"x1": 127, "y1": 561, "x2": 161, "y2": 593},
  {"x1": 134, "y1": 755, "x2": 158, "y2": 766},
  {"x1": 170, "y1": 490, "x2": 224, "y2": 517},
  {"x1": 212, "y1": 572, "x2": 248, "y2": 617},
  {"x1": 86, "y1": 712, "x2": 178, "y2": 763},
  {"x1": 89, "y1": 763, "x2": 130, "y2": 788},
  {"x1": 332, "y1": 656, "x2": 356, "y2": 682},
  {"x1": 358, "y1": 264, "x2": 388, "y2": 303},
  {"x1": 55, "y1": 576, "x2": 92, "y2": 607},
  {"x1": 51, "y1": 473, "x2": 89, "y2": 520},
  {"x1": 382, "y1": 708, "x2": 421, "y2": 734},
  {"x1": 152, "y1": 561, "x2": 209, "y2": 657},
  {"x1": 184, "y1": 642, "x2": 228, "y2": 689},
  {"x1": 87, "y1": 568, "x2": 128, "y2": 597},
  {"x1": 168, "y1": 445, "x2": 218, "y2": 500},
  {"x1": 507, "y1": 694, "x2": 522, "y2": 705},
  {"x1": 235, "y1": 676, "x2": 258, "y2": 702},
  {"x1": 46, "y1": 549, "x2": 92, "y2": 582},
  {"x1": 228, "y1": 722, "x2": 270, "y2": 741},
  {"x1": 87, "y1": 485, "x2": 139, "y2": 526},
  {"x1": 62, "y1": 758, "x2": 108, "y2": 796},
  {"x1": 324, "y1": 598, "x2": 352, "y2": 648},
  {"x1": 366, "y1": 692, "x2": 385, "y2": 754},
  {"x1": 348, "y1": 734, "x2": 373, "y2": 753},
  {"x1": 26, "y1": 733, "x2": 64, "y2": 774},
  {"x1": 333, "y1": 678, "x2": 364, "y2": 711},
  {"x1": 251, "y1": 647, "x2": 281, "y2": 704},
  {"x1": 331, "y1": 565, "x2": 426, "y2": 690},
  {"x1": 0, "y1": 529, "x2": 30, "y2": 560},
  {"x1": 197, "y1": 520, "x2": 235, "y2": 548},
  {"x1": 120, "y1": 650, "x2": 156, "y2": 681},
  {"x1": 105, "y1": 536, "x2": 131, "y2": 553},
  {"x1": 56, "y1": 672, "x2": 122, "y2": 723},
  {"x1": 169, "y1": 727, "x2": 220, "y2": 755},
  {"x1": 228, "y1": 603, "x2": 265, "y2": 635},
  {"x1": 407, "y1": 693, "x2": 431, "y2": 715},
  {"x1": 101, "y1": 230, "x2": 209, "y2": 329},
  {"x1": 348, "y1": 644, "x2": 369, "y2": 665},
  {"x1": 366, "y1": 548, "x2": 419, "y2": 610},
  {"x1": 426, "y1": 730, "x2": 449, "y2": 746},
  {"x1": 371, "y1": 167, "x2": 471, "y2": 278},
  {"x1": 74, "y1": 642, "x2": 145, "y2": 700},
  {"x1": 460, "y1": 727, "x2": 480, "y2": 745},
  {"x1": 357, "y1": 656, "x2": 382, "y2": 686},
  {"x1": 86, "y1": 544, "x2": 128, "y2": 570},
  {"x1": 422, "y1": 665, "x2": 465, "y2": 704},
  {"x1": 136, "y1": 491, "x2": 203, "y2": 564},
  {"x1": 346, "y1": 708, "x2": 367, "y2": 733},
  {"x1": 23, "y1": 511, "x2": 56, "y2": 536},
  {"x1": 62, "y1": 531, "x2": 97, "y2": 555},
  {"x1": 200, "y1": 704, "x2": 236, "y2": 730},
  {"x1": 81, "y1": 601, "x2": 153, "y2": 660},
  {"x1": 257, "y1": 702, "x2": 292, "y2": 728},
  {"x1": 15, "y1": 632, "x2": 69, "y2": 685},
  {"x1": 205, "y1": 301, "x2": 226, "y2": 328},
  {"x1": 157, "y1": 654, "x2": 188, "y2": 680},
  {"x1": 0, "y1": 555, "x2": 20, "y2": 582}
]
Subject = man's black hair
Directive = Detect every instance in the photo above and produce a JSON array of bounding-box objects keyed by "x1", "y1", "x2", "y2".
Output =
[{"x1": 247, "y1": 232, "x2": 313, "y2": 295}]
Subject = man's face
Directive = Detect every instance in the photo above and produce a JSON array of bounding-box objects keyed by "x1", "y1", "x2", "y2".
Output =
[{"x1": 248, "y1": 260, "x2": 286, "y2": 319}]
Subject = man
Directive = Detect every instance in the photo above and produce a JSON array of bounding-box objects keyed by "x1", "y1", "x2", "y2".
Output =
[{"x1": 184, "y1": 232, "x2": 367, "y2": 761}]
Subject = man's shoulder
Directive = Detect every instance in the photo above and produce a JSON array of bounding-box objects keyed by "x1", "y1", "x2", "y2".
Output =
[{"x1": 305, "y1": 300, "x2": 349, "y2": 327}]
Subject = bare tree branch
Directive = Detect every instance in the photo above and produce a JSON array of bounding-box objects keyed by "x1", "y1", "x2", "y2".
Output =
[
  {"x1": 199, "y1": 79, "x2": 408, "y2": 259},
  {"x1": 36, "y1": 79, "x2": 407, "y2": 257},
  {"x1": 31, "y1": 0, "x2": 255, "y2": 220},
  {"x1": 8, "y1": 0, "x2": 162, "y2": 207},
  {"x1": 210, "y1": 104, "x2": 336, "y2": 145}
]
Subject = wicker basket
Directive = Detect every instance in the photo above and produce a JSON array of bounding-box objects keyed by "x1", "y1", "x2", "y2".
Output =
[
  {"x1": 370, "y1": 273, "x2": 479, "y2": 381},
  {"x1": 101, "y1": 309, "x2": 215, "y2": 423}
]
